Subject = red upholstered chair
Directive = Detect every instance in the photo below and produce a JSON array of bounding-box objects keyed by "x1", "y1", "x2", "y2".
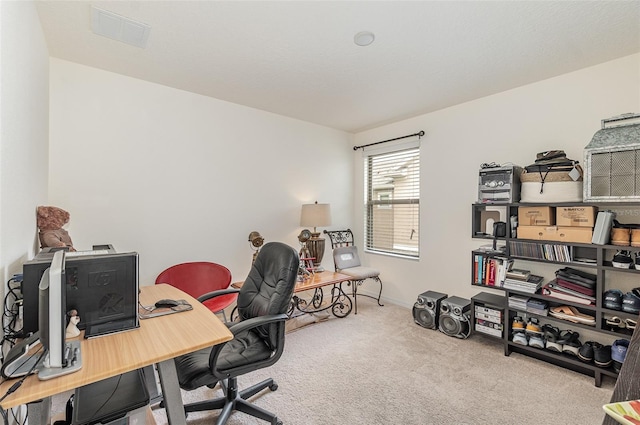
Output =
[{"x1": 155, "y1": 262, "x2": 236, "y2": 321}]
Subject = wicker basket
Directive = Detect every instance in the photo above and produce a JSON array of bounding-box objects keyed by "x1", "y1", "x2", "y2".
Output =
[{"x1": 520, "y1": 164, "x2": 583, "y2": 183}]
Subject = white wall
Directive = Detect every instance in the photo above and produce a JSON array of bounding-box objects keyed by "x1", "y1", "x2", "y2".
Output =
[
  {"x1": 354, "y1": 53, "x2": 640, "y2": 308},
  {"x1": 47, "y1": 53, "x2": 640, "y2": 306},
  {"x1": 0, "y1": 1, "x2": 50, "y2": 283},
  {"x1": 49, "y1": 59, "x2": 353, "y2": 285}
]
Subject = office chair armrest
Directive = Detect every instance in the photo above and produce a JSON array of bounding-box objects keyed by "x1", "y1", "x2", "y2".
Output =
[
  {"x1": 209, "y1": 312, "x2": 289, "y2": 380},
  {"x1": 197, "y1": 288, "x2": 240, "y2": 304},
  {"x1": 227, "y1": 313, "x2": 288, "y2": 336}
]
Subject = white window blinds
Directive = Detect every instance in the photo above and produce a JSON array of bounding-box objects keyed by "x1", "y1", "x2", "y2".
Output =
[{"x1": 365, "y1": 147, "x2": 420, "y2": 258}]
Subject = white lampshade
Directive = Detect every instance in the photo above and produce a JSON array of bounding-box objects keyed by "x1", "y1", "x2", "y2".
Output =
[{"x1": 300, "y1": 202, "x2": 332, "y2": 229}]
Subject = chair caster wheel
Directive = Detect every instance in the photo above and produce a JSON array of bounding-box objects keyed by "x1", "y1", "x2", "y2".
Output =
[
  {"x1": 269, "y1": 383, "x2": 278, "y2": 391},
  {"x1": 272, "y1": 418, "x2": 282, "y2": 425}
]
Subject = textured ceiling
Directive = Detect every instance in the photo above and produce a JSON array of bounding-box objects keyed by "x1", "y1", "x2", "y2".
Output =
[{"x1": 35, "y1": 1, "x2": 640, "y2": 133}]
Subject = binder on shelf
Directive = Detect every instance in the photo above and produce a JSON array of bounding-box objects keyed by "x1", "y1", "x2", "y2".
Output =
[
  {"x1": 541, "y1": 283, "x2": 595, "y2": 306},
  {"x1": 475, "y1": 310, "x2": 502, "y2": 323},
  {"x1": 475, "y1": 322, "x2": 503, "y2": 338},
  {"x1": 592, "y1": 211, "x2": 614, "y2": 245}
]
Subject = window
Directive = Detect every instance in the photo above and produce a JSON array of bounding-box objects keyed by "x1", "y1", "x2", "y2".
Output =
[{"x1": 365, "y1": 147, "x2": 420, "y2": 258}]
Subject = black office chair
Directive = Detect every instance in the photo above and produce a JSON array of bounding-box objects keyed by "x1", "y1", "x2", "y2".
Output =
[{"x1": 173, "y1": 242, "x2": 299, "y2": 425}]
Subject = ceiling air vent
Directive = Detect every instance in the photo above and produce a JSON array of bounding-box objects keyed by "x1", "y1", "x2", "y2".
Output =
[{"x1": 91, "y1": 6, "x2": 151, "y2": 49}]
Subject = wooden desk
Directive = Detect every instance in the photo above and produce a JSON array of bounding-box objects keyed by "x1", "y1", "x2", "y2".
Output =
[
  {"x1": 233, "y1": 271, "x2": 354, "y2": 318},
  {"x1": 0, "y1": 284, "x2": 233, "y2": 425}
]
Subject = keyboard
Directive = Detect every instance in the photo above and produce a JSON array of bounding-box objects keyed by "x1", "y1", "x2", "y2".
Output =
[{"x1": 66, "y1": 249, "x2": 110, "y2": 258}]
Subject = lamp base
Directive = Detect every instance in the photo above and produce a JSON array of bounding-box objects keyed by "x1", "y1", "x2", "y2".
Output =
[{"x1": 307, "y1": 235, "x2": 325, "y2": 272}]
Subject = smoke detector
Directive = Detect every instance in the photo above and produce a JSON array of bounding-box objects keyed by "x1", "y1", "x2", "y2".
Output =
[{"x1": 354, "y1": 31, "x2": 375, "y2": 47}]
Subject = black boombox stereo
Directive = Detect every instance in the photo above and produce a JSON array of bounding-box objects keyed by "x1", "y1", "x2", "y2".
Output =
[
  {"x1": 438, "y1": 296, "x2": 471, "y2": 339},
  {"x1": 478, "y1": 165, "x2": 522, "y2": 204},
  {"x1": 412, "y1": 291, "x2": 448, "y2": 330}
]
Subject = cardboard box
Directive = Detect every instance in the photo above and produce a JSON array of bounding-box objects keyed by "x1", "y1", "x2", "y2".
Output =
[
  {"x1": 554, "y1": 226, "x2": 594, "y2": 243},
  {"x1": 517, "y1": 225, "x2": 551, "y2": 240},
  {"x1": 517, "y1": 225, "x2": 593, "y2": 243},
  {"x1": 556, "y1": 206, "x2": 597, "y2": 227},
  {"x1": 518, "y1": 206, "x2": 555, "y2": 226}
]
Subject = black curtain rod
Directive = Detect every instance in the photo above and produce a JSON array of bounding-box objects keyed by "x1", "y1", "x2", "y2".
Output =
[{"x1": 353, "y1": 130, "x2": 424, "y2": 151}]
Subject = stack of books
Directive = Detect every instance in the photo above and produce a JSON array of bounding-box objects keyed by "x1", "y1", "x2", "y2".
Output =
[
  {"x1": 526, "y1": 298, "x2": 549, "y2": 316},
  {"x1": 503, "y1": 274, "x2": 545, "y2": 294},
  {"x1": 505, "y1": 268, "x2": 530, "y2": 280},
  {"x1": 508, "y1": 295, "x2": 530, "y2": 311},
  {"x1": 540, "y1": 267, "x2": 597, "y2": 306}
]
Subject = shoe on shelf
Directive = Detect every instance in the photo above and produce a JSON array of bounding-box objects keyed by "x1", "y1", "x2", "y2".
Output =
[
  {"x1": 611, "y1": 228, "x2": 631, "y2": 246},
  {"x1": 625, "y1": 318, "x2": 637, "y2": 330},
  {"x1": 512, "y1": 316, "x2": 525, "y2": 333},
  {"x1": 604, "y1": 289, "x2": 624, "y2": 311},
  {"x1": 612, "y1": 250, "x2": 633, "y2": 268},
  {"x1": 636, "y1": 252, "x2": 640, "y2": 270},
  {"x1": 594, "y1": 344, "x2": 613, "y2": 368},
  {"x1": 525, "y1": 317, "x2": 543, "y2": 335},
  {"x1": 560, "y1": 330, "x2": 582, "y2": 357},
  {"x1": 512, "y1": 332, "x2": 528, "y2": 346},
  {"x1": 612, "y1": 339, "x2": 630, "y2": 372},
  {"x1": 549, "y1": 305, "x2": 596, "y2": 326},
  {"x1": 605, "y1": 315, "x2": 626, "y2": 331},
  {"x1": 542, "y1": 324, "x2": 562, "y2": 352},
  {"x1": 578, "y1": 341, "x2": 600, "y2": 363},
  {"x1": 529, "y1": 334, "x2": 545, "y2": 349},
  {"x1": 622, "y1": 290, "x2": 640, "y2": 315}
]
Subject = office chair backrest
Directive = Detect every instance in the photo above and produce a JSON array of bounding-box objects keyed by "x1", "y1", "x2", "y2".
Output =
[
  {"x1": 237, "y1": 242, "x2": 299, "y2": 346},
  {"x1": 333, "y1": 246, "x2": 362, "y2": 269}
]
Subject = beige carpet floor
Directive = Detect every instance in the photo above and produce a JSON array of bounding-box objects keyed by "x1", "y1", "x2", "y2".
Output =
[{"x1": 144, "y1": 299, "x2": 615, "y2": 425}]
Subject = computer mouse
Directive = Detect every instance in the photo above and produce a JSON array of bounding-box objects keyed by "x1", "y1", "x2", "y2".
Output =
[{"x1": 155, "y1": 299, "x2": 180, "y2": 309}]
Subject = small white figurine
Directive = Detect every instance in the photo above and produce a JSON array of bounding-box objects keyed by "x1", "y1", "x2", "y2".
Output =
[{"x1": 66, "y1": 309, "x2": 81, "y2": 339}]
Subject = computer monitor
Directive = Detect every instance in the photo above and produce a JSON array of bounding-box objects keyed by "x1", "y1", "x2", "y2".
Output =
[
  {"x1": 0, "y1": 250, "x2": 77, "y2": 379},
  {"x1": 38, "y1": 250, "x2": 66, "y2": 370},
  {"x1": 22, "y1": 251, "x2": 140, "y2": 337},
  {"x1": 36, "y1": 250, "x2": 84, "y2": 380}
]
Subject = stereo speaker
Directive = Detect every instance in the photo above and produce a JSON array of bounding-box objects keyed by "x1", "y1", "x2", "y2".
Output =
[
  {"x1": 438, "y1": 296, "x2": 471, "y2": 339},
  {"x1": 412, "y1": 291, "x2": 448, "y2": 329}
]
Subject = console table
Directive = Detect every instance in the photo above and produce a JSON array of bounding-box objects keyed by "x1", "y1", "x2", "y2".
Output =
[{"x1": 233, "y1": 271, "x2": 354, "y2": 318}]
